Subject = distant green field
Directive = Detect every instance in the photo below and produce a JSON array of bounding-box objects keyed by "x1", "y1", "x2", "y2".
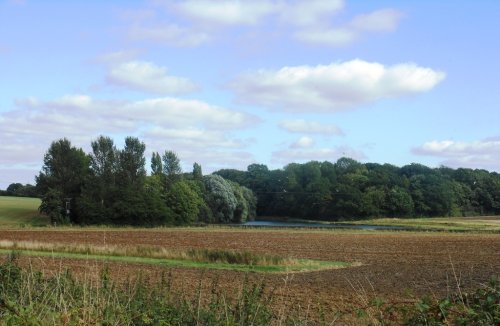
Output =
[
  {"x1": 345, "y1": 216, "x2": 500, "y2": 232},
  {"x1": 0, "y1": 196, "x2": 48, "y2": 226}
]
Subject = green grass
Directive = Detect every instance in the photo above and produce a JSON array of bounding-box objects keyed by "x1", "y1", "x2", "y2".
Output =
[
  {"x1": 0, "y1": 196, "x2": 48, "y2": 226},
  {"x1": 0, "y1": 241, "x2": 350, "y2": 273},
  {"x1": 0, "y1": 249, "x2": 347, "y2": 273},
  {"x1": 344, "y1": 217, "x2": 500, "y2": 232}
]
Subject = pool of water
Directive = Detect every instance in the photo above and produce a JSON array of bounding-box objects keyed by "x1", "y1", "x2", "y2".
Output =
[{"x1": 243, "y1": 220, "x2": 411, "y2": 230}]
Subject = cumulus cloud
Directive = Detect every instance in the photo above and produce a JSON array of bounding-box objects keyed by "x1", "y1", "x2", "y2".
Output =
[
  {"x1": 290, "y1": 136, "x2": 314, "y2": 149},
  {"x1": 106, "y1": 61, "x2": 199, "y2": 95},
  {"x1": 229, "y1": 59, "x2": 445, "y2": 112},
  {"x1": 272, "y1": 146, "x2": 366, "y2": 165},
  {"x1": 279, "y1": 119, "x2": 344, "y2": 135},
  {"x1": 413, "y1": 139, "x2": 500, "y2": 171}
]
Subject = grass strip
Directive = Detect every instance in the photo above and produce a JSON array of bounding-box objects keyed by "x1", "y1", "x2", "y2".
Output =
[
  {"x1": 0, "y1": 248, "x2": 349, "y2": 273},
  {"x1": 343, "y1": 217, "x2": 500, "y2": 233}
]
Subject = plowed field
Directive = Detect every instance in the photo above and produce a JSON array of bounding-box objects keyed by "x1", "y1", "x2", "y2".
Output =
[{"x1": 1, "y1": 228, "x2": 498, "y2": 320}]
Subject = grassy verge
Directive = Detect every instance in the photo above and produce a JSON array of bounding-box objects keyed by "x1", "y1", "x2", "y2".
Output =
[
  {"x1": 0, "y1": 241, "x2": 349, "y2": 273},
  {"x1": 342, "y1": 217, "x2": 500, "y2": 232},
  {"x1": 0, "y1": 196, "x2": 48, "y2": 227}
]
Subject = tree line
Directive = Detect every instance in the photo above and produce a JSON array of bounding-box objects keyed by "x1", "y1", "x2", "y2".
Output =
[
  {"x1": 35, "y1": 137, "x2": 256, "y2": 226},
  {"x1": 0, "y1": 183, "x2": 38, "y2": 197},
  {"x1": 215, "y1": 158, "x2": 500, "y2": 220}
]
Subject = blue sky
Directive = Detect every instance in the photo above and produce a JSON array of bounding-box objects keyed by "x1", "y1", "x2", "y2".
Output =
[{"x1": 1, "y1": 0, "x2": 500, "y2": 189}]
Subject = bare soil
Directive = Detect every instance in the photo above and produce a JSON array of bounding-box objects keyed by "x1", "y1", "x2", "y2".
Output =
[{"x1": 1, "y1": 228, "x2": 498, "y2": 320}]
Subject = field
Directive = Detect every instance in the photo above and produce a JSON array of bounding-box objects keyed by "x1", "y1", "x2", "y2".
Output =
[
  {"x1": 0, "y1": 199, "x2": 498, "y2": 322},
  {"x1": 0, "y1": 196, "x2": 47, "y2": 226},
  {"x1": 343, "y1": 216, "x2": 500, "y2": 232},
  {"x1": 1, "y1": 227, "x2": 498, "y2": 322}
]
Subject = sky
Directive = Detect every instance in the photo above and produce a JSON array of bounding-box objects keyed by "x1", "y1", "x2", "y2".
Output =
[{"x1": 1, "y1": 0, "x2": 500, "y2": 189}]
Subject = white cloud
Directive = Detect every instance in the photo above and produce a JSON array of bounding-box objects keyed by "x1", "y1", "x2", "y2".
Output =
[
  {"x1": 350, "y1": 8, "x2": 403, "y2": 32},
  {"x1": 128, "y1": 24, "x2": 210, "y2": 47},
  {"x1": 413, "y1": 139, "x2": 500, "y2": 171},
  {"x1": 280, "y1": 0, "x2": 344, "y2": 27},
  {"x1": 176, "y1": 0, "x2": 276, "y2": 26},
  {"x1": 230, "y1": 59, "x2": 445, "y2": 112},
  {"x1": 106, "y1": 61, "x2": 199, "y2": 95},
  {"x1": 295, "y1": 28, "x2": 357, "y2": 46},
  {"x1": 272, "y1": 146, "x2": 366, "y2": 165},
  {"x1": 279, "y1": 119, "x2": 344, "y2": 135},
  {"x1": 290, "y1": 136, "x2": 314, "y2": 149},
  {"x1": 0, "y1": 95, "x2": 259, "y2": 175},
  {"x1": 96, "y1": 50, "x2": 142, "y2": 64},
  {"x1": 293, "y1": 7, "x2": 403, "y2": 46},
  {"x1": 123, "y1": 1, "x2": 402, "y2": 48}
]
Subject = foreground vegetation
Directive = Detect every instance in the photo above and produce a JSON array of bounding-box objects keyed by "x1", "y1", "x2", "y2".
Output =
[{"x1": 0, "y1": 258, "x2": 497, "y2": 325}]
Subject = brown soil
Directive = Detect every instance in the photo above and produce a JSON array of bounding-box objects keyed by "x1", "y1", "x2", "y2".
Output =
[{"x1": 1, "y1": 228, "x2": 498, "y2": 320}]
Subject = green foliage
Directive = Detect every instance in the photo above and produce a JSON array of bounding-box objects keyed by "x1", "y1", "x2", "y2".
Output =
[
  {"x1": 400, "y1": 276, "x2": 499, "y2": 325},
  {"x1": 217, "y1": 157, "x2": 500, "y2": 221},
  {"x1": 162, "y1": 150, "x2": 182, "y2": 188},
  {"x1": 0, "y1": 260, "x2": 274, "y2": 325},
  {"x1": 166, "y1": 180, "x2": 203, "y2": 225},
  {"x1": 150, "y1": 151, "x2": 163, "y2": 176},
  {"x1": 118, "y1": 136, "x2": 146, "y2": 188},
  {"x1": 192, "y1": 162, "x2": 203, "y2": 180},
  {"x1": 203, "y1": 174, "x2": 238, "y2": 223},
  {"x1": 36, "y1": 138, "x2": 89, "y2": 224},
  {"x1": 5, "y1": 183, "x2": 38, "y2": 197}
]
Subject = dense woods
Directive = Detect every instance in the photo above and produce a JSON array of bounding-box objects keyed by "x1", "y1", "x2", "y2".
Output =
[
  {"x1": 34, "y1": 137, "x2": 256, "y2": 226},
  {"x1": 215, "y1": 158, "x2": 500, "y2": 221},
  {"x1": 4, "y1": 137, "x2": 500, "y2": 225}
]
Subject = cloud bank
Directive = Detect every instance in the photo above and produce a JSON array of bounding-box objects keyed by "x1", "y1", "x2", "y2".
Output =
[
  {"x1": 413, "y1": 139, "x2": 500, "y2": 171},
  {"x1": 125, "y1": 0, "x2": 403, "y2": 47},
  {"x1": 0, "y1": 95, "x2": 259, "y2": 175}
]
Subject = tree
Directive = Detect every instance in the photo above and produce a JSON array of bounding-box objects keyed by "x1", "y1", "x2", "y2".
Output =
[
  {"x1": 36, "y1": 138, "x2": 89, "y2": 224},
  {"x1": 193, "y1": 162, "x2": 203, "y2": 180},
  {"x1": 117, "y1": 137, "x2": 146, "y2": 188},
  {"x1": 78, "y1": 136, "x2": 118, "y2": 224},
  {"x1": 203, "y1": 174, "x2": 238, "y2": 223},
  {"x1": 162, "y1": 150, "x2": 182, "y2": 188},
  {"x1": 151, "y1": 152, "x2": 163, "y2": 176},
  {"x1": 166, "y1": 180, "x2": 203, "y2": 225}
]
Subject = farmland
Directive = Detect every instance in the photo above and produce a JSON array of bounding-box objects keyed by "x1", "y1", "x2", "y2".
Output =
[
  {"x1": 0, "y1": 196, "x2": 47, "y2": 226},
  {"x1": 0, "y1": 226, "x2": 498, "y2": 323}
]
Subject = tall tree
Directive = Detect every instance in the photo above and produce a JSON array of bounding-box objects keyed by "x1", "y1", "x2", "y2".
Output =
[
  {"x1": 193, "y1": 162, "x2": 203, "y2": 181},
  {"x1": 36, "y1": 138, "x2": 89, "y2": 224},
  {"x1": 151, "y1": 152, "x2": 163, "y2": 176},
  {"x1": 78, "y1": 136, "x2": 118, "y2": 224},
  {"x1": 118, "y1": 137, "x2": 146, "y2": 188},
  {"x1": 162, "y1": 150, "x2": 182, "y2": 188}
]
